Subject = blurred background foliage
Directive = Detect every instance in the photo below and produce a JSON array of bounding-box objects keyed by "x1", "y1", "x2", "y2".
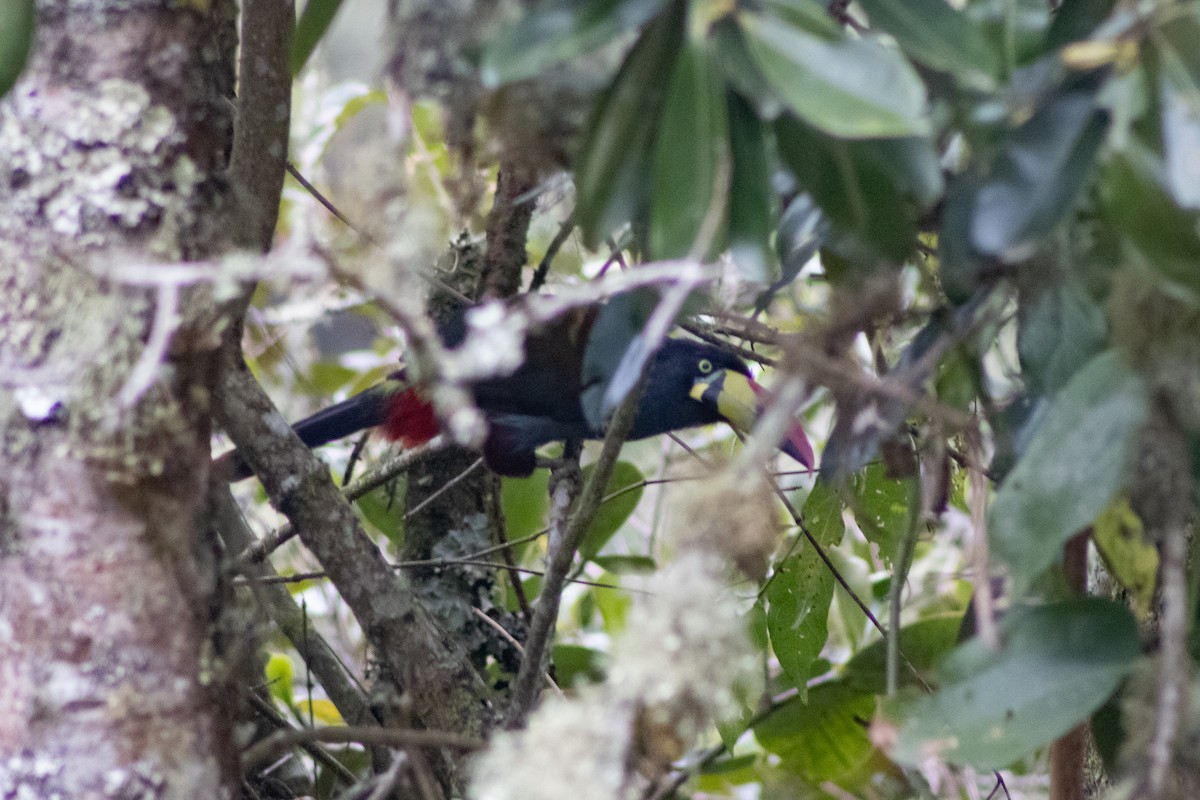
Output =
[{"x1": 232, "y1": 0, "x2": 1200, "y2": 796}]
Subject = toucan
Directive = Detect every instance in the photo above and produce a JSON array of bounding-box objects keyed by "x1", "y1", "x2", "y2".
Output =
[{"x1": 218, "y1": 297, "x2": 814, "y2": 479}]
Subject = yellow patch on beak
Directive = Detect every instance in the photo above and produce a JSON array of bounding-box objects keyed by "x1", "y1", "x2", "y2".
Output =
[{"x1": 690, "y1": 370, "x2": 759, "y2": 433}]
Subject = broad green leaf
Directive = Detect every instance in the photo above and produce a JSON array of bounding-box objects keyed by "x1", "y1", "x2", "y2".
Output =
[
  {"x1": 575, "y1": 3, "x2": 685, "y2": 248},
  {"x1": 767, "y1": 482, "x2": 843, "y2": 691},
  {"x1": 710, "y1": 18, "x2": 781, "y2": 118},
  {"x1": 579, "y1": 461, "x2": 645, "y2": 559},
  {"x1": 1099, "y1": 146, "x2": 1200, "y2": 297},
  {"x1": 292, "y1": 0, "x2": 345, "y2": 75},
  {"x1": 740, "y1": 10, "x2": 929, "y2": 138},
  {"x1": 695, "y1": 753, "x2": 759, "y2": 793},
  {"x1": 754, "y1": 681, "x2": 876, "y2": 783},
  {"x1": 846, "y1": 462, "x2": 910, "y2": 560},
  {"x1": 938, "y1": 173, "x2": 989, "y2": 304},
  {"x1": 775, "y1": 116, "x2": 917, "y2": 261},
  {"x1": 1044, "y1": 0, "x2": 1118, "y2": 49},
  {"x1": 594, "y1": 572, "x2": 631, "y2": 633},
  {"x1": 868, "y1": 135, "x2": 945, "y2": 211},
  {"x1": 591, "y1": 554, "x2": 657, "y2": 573},
  {"x1": 481, "y1": 0, "x2": 668, "y2": 86},
  {"x1": 989, "y1": 350, "x2": 1148, "y2": 588},
  {"x1": 727, "y1": 93, "x2": 776, "y2": 283},
  {"x1": 1092, "y1": 498, "x2": 1157, "y2": 619},
  {"x1": 857, "y1": 0, "x2": 999, "y2": 90},
  {"x1": 0, "y1": 0, "x2": 33, "y2": 98},
  {"x1": 299, "y1": 697, "x2": 345, "y2": 725},
  {"x1": 889, "y1": 599, "x2": 1139, "y2": 769},
  {"x1": 552, "y1": 643, "x2": 608, "y2": 687},
  {"x1": 650, "y1": 39, "x2": 730, "y2": 259},
  {"x1": 970, "y1": 83, "x2": 1110, "y2": 259},
  {"x1": 309, "y1": 362, "x2": 359, "y2": 396},
  {"x1": 356, "y1": 484, "x2": 405, "y2": 547},
  {"x1": 265, "y1": 653, "x2": 296, "y2": 707},
  {"x1": 501, "y1": 469, "x2": 551, "y2": 556},
  {"x1": 1017, "y1": 278, "x2": 1107, "y2": 394},
  {"x1": 842, "y1": 613, "x2": 963, "y2": 694}
]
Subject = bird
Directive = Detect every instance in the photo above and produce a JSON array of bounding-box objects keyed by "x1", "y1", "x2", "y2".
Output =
[{"x1": 217, "y1": 297, "x2": 814, "y2": 479}]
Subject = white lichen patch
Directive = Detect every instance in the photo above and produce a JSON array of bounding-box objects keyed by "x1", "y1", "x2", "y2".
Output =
[
  {"x1": 0, "y1": 67, "x2": 228, "y2": 477},
  {"x1": 471, "y1": 694, "x2": 640, "y2": 800},
  {"x1": 0, "y1": 79, "x2": 201, "y2": 256},
  {"x1": 609, "y1": 550, "x2": 759, "y2": 737},
  {"x1": 470, "y1": 547, "x2": 758, "y2": 800},
  {"x1": 443, "y1": 301, "x2": 529, "y2": 383}
]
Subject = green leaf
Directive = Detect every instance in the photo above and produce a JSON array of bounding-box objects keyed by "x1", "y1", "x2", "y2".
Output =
[
  {"x1": 1017, "y1": 278, "x2": 1107, "y2": 394},
  {"x1": 740, "y1": 9, "x2": 929, "y2": 138},
  {"x1": 1092, "y1": 498, "x2": 1157, "y2": 619},
  {"x1": 727, "y1": 92, "x2": 776, "y2": 283},
  {"x1": 754, "y1": 681, "x2": 876, "y2": 783},
  {"x1": 356, "y1": 484, "x2": 405, "y2": 547},
  {"x1": 292, "y1": 0, "x2": 345, "y2": 75},
  {"x1": 775, "y1": 116, "x2": 918, "y2": 261},
  {"x1": 842, "y1": 613, "x2": 964, "y2": 694},
  {"x1": 552, "y1": 643, "x2": 608, "y2": 687},
  {"x1": 481, "y1": 0, "x2": 668, "y2": 86},
  {"x1": 1099, "y1": 145, "x2": 1200, "y2": 297},
  {"x1": 1044, "y1": 0, "x2": 1117, "y2": 49},
  {"x1": 649, "y1": 38, "x2": 730, "y2": 258},
  {"x1": 710, "y1": 17, "x2": 781, "y2": 118},
  {"x1": 767, "y1": 482, "x2": 843, "y2": 691},
  {"x1": 989, "y1": 350, "x2": 1148, "y2": 588},
  {"x1": 889, "y1": 599, "x2": 1140, "y2": 769},
  {"x1": 857, "y1": 0, "x2": 999, "y2": 90},
  {"x1": 579, "y1": 461, "x2": 645, "y2": 559},
  {"x1": 0, "y1": 0, "x2": 33, "y2": 98},
  {"x1": 501, "y1": 469, "x2": 551, "y2": 555},
  {"x1": 575, "y1": 3, "x2": 685, "y2": 248},
  {"x1": 309, "y1": 362, "x2": 359, "y2": 396},
  {"x1": 594, "y1": 572, "x2": 631, "y2": 633},
  {"x1": 264, "y1": 653, "x2": 296, "y2": 707},
  {"x1": 591, "y1": 554, "x2": 657, "y2": 574},
  {"x1": 971, "y1": 83, "x2": 1110, "y2": 259},
  {"x1": 846, "y1": 462, "x2": 910, "y2": 560}
]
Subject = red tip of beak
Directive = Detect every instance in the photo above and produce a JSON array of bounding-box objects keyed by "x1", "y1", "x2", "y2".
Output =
[
  {"x1": 781, "y1": 423, "x2": 815, "y2": 471},
  {"x1": 747, "y1": 379, "x2": 815, "y2": 471}
]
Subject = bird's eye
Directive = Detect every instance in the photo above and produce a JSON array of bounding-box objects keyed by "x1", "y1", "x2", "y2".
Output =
[{"x1": 698, "y1": 358, "x2": 714, "y2": 374}]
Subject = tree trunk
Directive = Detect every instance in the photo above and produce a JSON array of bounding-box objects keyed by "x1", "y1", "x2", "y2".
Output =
[{"x1": 0, "y1": 3, "x2": 239, "y2": 797}]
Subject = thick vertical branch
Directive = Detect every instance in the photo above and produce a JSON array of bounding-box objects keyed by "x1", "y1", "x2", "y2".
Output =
[
  {"x1": 213, "y1": 349, "x2": 493, "y2": 791},
  {"x1": 0, "y1": 2, "x2": 239, "y2": 796}
]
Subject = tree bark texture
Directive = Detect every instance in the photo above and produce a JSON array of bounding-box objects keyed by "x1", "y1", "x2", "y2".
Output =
[{"x1": 0, "y1": 3, "x2": 239, "y2": 798}]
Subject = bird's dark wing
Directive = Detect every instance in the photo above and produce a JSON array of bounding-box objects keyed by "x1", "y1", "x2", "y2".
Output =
[{"x1": 463, "y1": 305, "x2": 597, "y2": 426}]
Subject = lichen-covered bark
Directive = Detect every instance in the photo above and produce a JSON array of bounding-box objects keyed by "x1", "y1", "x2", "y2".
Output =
[{"x1": 0, "y1": 3, "x2": 239, "y2": 798}]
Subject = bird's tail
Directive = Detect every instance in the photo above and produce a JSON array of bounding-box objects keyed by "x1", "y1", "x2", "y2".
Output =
[{"x1": 213, "y1": 371, "x2": 418, "y2": 482}]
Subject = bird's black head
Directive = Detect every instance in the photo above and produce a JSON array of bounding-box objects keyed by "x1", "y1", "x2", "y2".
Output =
[
  {"x1": 633, "y1": 338, "x2": 814, "y2": 469},
  {"x1": 631, "y1": 339, "x2": 753, "y2": 437}
]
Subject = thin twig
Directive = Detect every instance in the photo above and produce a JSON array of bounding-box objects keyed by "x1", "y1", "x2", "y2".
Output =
[
  {"x1": 242, "y1": 725, "x2": 483, "y2": 770},
  {"x1": 506, "y1": 371, "x2": 649, "y2": 727},
  {"x1": 226, "y1": 439, "x2": 446, "y2": 571},
  {"x1": 244, "y1": 693, "x2": 358, "y2": 786},
  {"x1": 529, "y1": 213, "x2": 577, "y2": 292},
  {"x1": 403, "y1": 458, "x2": 483, "y2": 520}
]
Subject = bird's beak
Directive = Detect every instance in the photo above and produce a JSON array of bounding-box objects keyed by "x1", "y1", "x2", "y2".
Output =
[{"x1": 691, "y1": 370, "x2": 815, "y2": 470}]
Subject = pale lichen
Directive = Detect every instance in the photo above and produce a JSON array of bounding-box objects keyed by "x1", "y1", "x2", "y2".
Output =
[
  {"x1": 0, "y1": 66, "x2": 229, "y2": 480},
  {"x1": 470, "y1": 532, "x2": 760, "y2": 800}
]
